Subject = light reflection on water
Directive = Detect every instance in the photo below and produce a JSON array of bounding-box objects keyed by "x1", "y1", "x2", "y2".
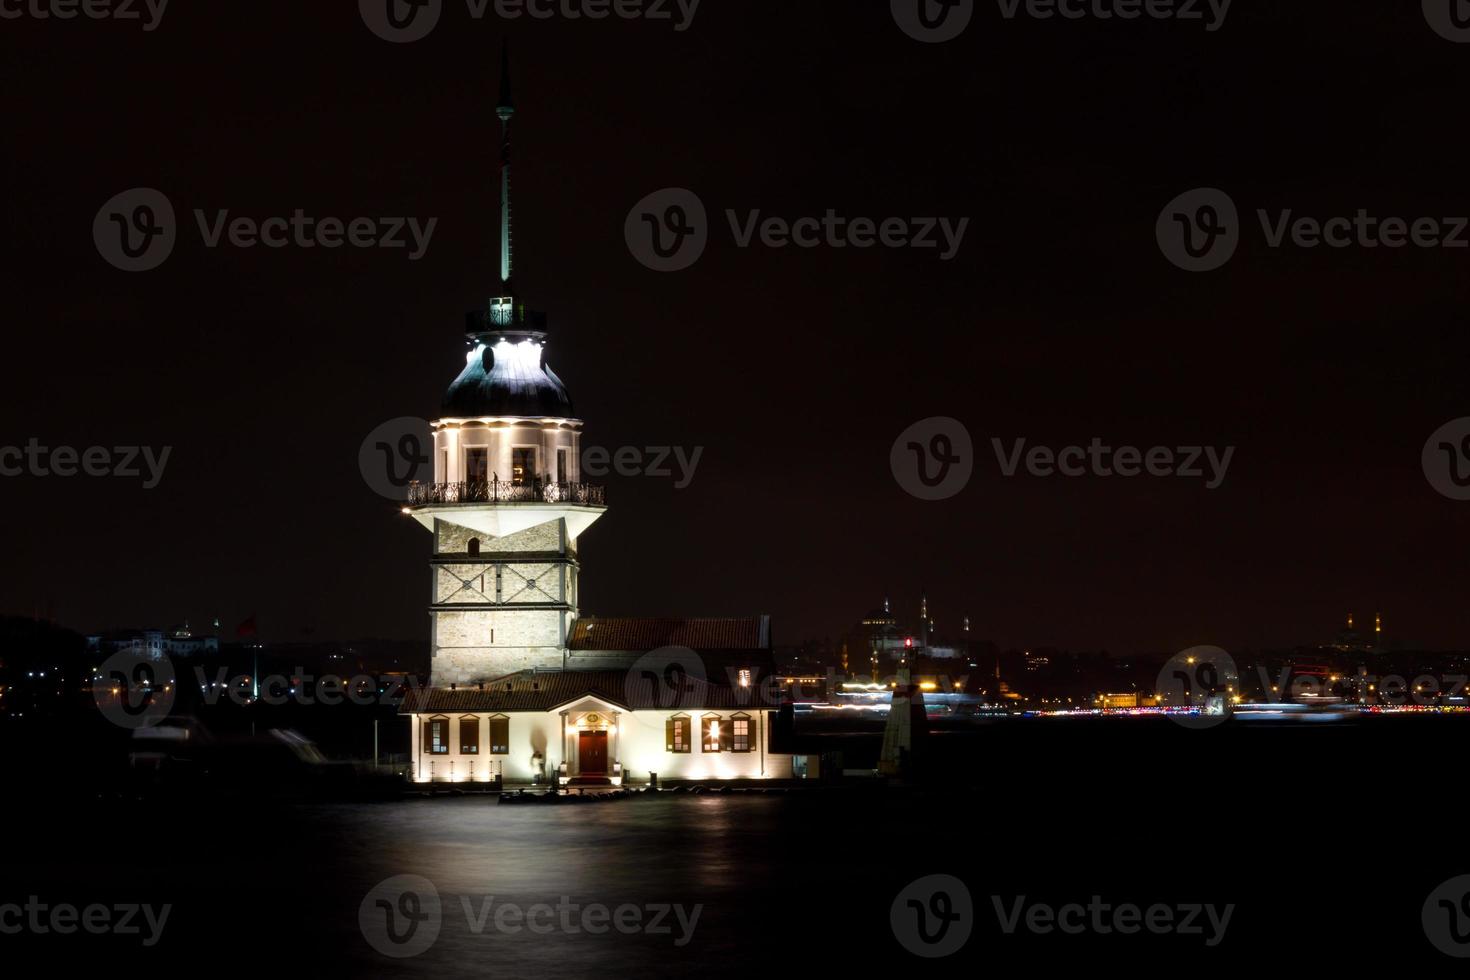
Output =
[{"x1": 319, "y1": 795, "x2": 788, "y2": 976}]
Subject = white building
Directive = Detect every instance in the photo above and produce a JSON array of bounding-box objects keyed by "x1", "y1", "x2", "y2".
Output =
[
  {"x1": 399, "y1": 51, "x2": 791, "y2": 787},
  {"x1": 87, "y1": 623, "x2": 220, "y2": 661}
]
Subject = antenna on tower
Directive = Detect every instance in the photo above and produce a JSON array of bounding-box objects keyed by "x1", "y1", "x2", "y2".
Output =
[
  {"x1": 496, "y1": 40, "x2": 515, "y2": 291},
  {"x1": 470, "y1": 40, "x2": 543, "y2": 341}
]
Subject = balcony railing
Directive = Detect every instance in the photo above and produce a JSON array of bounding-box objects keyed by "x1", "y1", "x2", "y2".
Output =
[{"x1": 407, "y1": 480, "x2": 606, "y2": 507}]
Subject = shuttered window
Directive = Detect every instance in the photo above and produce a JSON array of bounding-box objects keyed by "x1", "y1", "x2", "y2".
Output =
[
  {"x1": 459, "y1": 716, "x2": 480, "y2": 755},
  {"x1": 702, "y1": 714, "x2": 731, "y2": 753},
  {"x1": 666, "y1": 714, "x2": 691, "y2": 753},
  {"x1": 425, "y1": 717, "x2": 449, "y2": 755},
  {"x1": 489, "y1": 716, "x2": 510, "y2": 755},
  {"x1": 731, "y1": 713, "x2": 753, "y2": 753}
]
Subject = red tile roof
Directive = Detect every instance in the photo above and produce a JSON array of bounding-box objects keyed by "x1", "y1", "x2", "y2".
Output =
[{"x1": 568, "y1": 616, "x2": 769, "y2": 652}]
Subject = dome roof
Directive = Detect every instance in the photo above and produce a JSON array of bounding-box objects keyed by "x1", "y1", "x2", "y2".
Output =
[{"x1": 441, "y1": 339, "x2": 574, "y2": 419}]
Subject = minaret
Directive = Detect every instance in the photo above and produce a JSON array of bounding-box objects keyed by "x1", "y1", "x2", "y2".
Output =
[
  {"x1": 919, "y1": 590, "x2": 930, "y2": 649},
  {"x1": 404, "y1": 54, "x2": 606, "y2": 685}
]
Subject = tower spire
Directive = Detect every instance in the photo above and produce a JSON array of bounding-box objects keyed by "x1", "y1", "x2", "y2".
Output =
[
  {"x1": 471, "y1": 41, "x2": 541, "y2": 340},
  {"x1": 496, "y1": 41, "x2": 515, "y2": 291}
]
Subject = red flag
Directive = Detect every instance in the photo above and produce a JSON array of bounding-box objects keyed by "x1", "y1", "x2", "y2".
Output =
[{"x1": 236, "y1": 615, "x2": 258, "y2": 639}]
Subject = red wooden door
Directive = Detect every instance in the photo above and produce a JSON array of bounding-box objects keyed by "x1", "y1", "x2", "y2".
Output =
[{"x1": 578, "y1": 731, "x2": 608, "y2": 775}]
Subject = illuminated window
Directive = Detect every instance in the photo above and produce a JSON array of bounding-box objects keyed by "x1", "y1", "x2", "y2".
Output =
[
  {"x1": 666, "y1": 714, "x2": 691, "y2": 753},
  {"x1": 489, "y1": 715, "x2": 510, "y2": 755},
  {"x1": 459, "y1": 716, "x2": 480, "y2": 754},
  {"x1": 425, "y1": 717, "x2": 450, "y2": 754},
  {"x1": 702, "y1": 714, "x2": 728, "y2": 753},
  {"x1": 512, "y1": 448, "x2": 536, "y2": 486},
  {"x1": 738, "y1": 668, "x2": 751, "y2": 688},
  {"x1": 731, "y1": 713, "x2": 752, "y2": 753},
  {"x1": 466, "y1": 448, "x2": 490, "y2": 484}
]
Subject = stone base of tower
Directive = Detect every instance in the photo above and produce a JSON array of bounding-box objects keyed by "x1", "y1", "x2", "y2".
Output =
[{"x1": 410, "y1": 506, "x2": 603, "y2": 688}]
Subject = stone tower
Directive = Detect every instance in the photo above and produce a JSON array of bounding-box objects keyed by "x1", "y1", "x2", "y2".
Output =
[{"x1": 404, "y1": 46, "x2": 606, "y2": 686}]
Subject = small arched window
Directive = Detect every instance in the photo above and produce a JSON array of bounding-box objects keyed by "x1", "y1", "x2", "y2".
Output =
[{"x1": 467, "y1": 538, "x2": 481, "y2": 557}]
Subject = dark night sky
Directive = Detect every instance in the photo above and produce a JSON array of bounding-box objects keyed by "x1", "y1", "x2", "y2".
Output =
[{"x1": 4, "y1": 1, "x2": 1470, "y2": 654}]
